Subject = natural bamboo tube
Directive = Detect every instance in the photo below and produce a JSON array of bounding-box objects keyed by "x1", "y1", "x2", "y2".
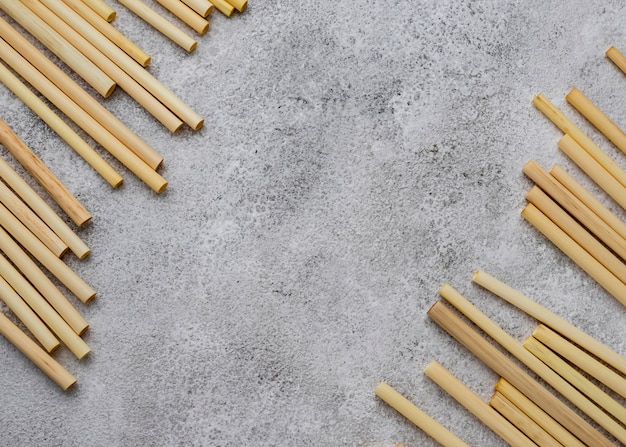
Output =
[
  {"x1": 423, "y1": 361, "x2": 537, "y2": 447},
  {"x1": 0, "y1": 17, "x2": 175, "y2": 161},
  {"x1": 524, "y1": 335, "x2": 626, "y2": 426},
  {"x1": 181, "y1": 0, "x2": 214, "y2": 17},
  {"x1": 526, "y1": 185, "x2": 626, "y2": 285},
  {"x1": 210, "y1": 0, "x2": 234, "y2": 16},
  {"x1": 0, "y1": 118, "x2": 91, "y2": 226},
  {"x1": 61, "y1": 0, "x2": 151, "y2": 66},
  {"x1": 0, "y1": 253, "x2": 89, "y2": 359},
  {"x1": 225, "y1": 0, "x2": 246, "y2": 13},
  {"x1": 533, "y1": 93, "x2": 626, "y2": 188},
  {"x1": 558, "y1": 134, "x2": 626, "y2": 210},
  {"x1": 495, "y1": 379, "x2": 586, "y2": 447},
  {"x1": 550, "y1": 163, "x2": 626, "y2": 242},
  {"x1": 118, "y1": 0, "x2": 197, "y2": 51},
  {"x1": 83, "y1": 0, "x2": 115, "y2": 21},
  {"x1": 523, "y1": 160, "x2": 626, "y2": 261},
  {"x1": 0, "y1": 310, "x2": 75, "y2": 390},
  {"x1": 436, "y1": 285, "x2": 626, "y2": 445},
  {"x1": 489, "y1": 391, "x2": 562, "y2": 447},
  {"x1": 522, "y1": 203, "x2": 626, "y2": 307},
  {"x1": 375, "y1": 382, "x2": 470, "y2": 447},
  {"x1": 0, "y1": 39, "x2": 168, "y2": 194},
  {"x1": 473, "y1": 269, "x2": 626, "y2": 379},
  {"x1": 0, "y1": 0, "x2": 115, "y2": 98},
  {"x1": 0, "y1": 226, "x2": 88, "y2": 335},
  {"x1": 0, "y1": 59, "x2": 123, "y2": 188},
  {"x1": 154, "y1": 0, "x2": 209, "y2": 34}
]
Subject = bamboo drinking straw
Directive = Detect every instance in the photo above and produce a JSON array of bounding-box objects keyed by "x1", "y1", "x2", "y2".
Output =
[
  {"x1": 0, "y1": 0, "x2": 115, "y2": 98},
  {"x1": 0, "y1": 309, "x2": 76, "y2": 390},
  {"x1": 210, "y1": 0, "x2": 234, "y2": 16},
  {"x1": 118, "y1": 0, "x2": 198, "y2": 51},
  {"x1": 495, "y1": 379, "x2": 586, "y2": 447},
  {"x1": 225, "y1": 0, "x2": 247, "y2": 13},
  {"x1": 533, "y1": 93, "x2": 626, "y2": 188},
  {"x1": 423, "y1": 361, "x2": 537, "y2": 447},
  {"x1": 0, "y1": 226, "x2": 88, "y2": 335},
  {"x1": 0, "y1": 118, "x2": 92, "y2": 226},
  {"x1": 558, "y1": 134, "x2": 626, "y2": 210},
  {"x1": 181, "y1": 0, "x2": 214, "y2": 17},
  {"x1": 533, "y1": 324, "x2": 626, "y2": 400},
  {"x1": 375, "y1": 382, "x2": 470, "y2": 447},
  {"x1": 154, "y1": 0, "x2": 209, "y2": 34},
  {"x1": 0, "y1": 60, "x2": 123, "y2": 188},
  {"x1": 61, "y1": 0, "x2": 151, "y2": 66},
  {"x1": 489, "y1": 391, "x2": 562, "y2": 447},
  {"x1": 437, "y1": 285, "x2": 626, "y2": 444},
  {"x1": 526, "y1": 186, "x2": 626, "y2": 285},
  {"x1": 522, "y1": 203, "x2": 626, "y2": 307},
  {"x1": 83, "y1": 0, "x2": 115, "y2": 21},
  {"x1": 472, "y1": 269, "x2": 626, "y2": 377}
]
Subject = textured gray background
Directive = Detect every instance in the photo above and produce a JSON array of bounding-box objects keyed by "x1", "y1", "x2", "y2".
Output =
[{"x1": 1, "y1": 0, "x2": 626, "y2": 446}]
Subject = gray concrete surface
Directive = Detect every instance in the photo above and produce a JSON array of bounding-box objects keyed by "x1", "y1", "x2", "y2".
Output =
[{"x1": 1, "y1": 0, "x2": 626, "y2": 445}]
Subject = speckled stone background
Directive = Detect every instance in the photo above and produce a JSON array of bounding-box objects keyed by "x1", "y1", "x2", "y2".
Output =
[{"x1": 1, "y1": 1, "x2": 626, "y2": 446}]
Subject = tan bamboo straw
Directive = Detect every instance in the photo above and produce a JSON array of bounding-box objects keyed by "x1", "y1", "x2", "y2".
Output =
[
  {"x1": 423, "y1": 361, "x2": 537, "y2": 447},
  {"x1": 61, "y1": 0, "x2": 151, "y2": 66},
  {"x1": 0, "y1": 118, "x2": 91, "y2": 226},
  {"x1": 437, "y1": 285, "x2": 626, "y2": 445},
  {"x1": 0, "y1": 59, "x2": 123, "y2": 188},
  {"x1": 118, "y1": 0, "x2": 197, "y2": 51},
  {"x1": 489, "y1": 391, "x2": 561, "y2": 447},
  {"x1": 558, "y1": 134, "x2": 626, "y2": 210},
  {"x1": 533, "y1": 93, "x2": 626, "y2": 188},
  {"x1": 181, "y1": 0, "x2": 214, "y2": 17},
  {"x1": 495, "y1": 378, "x2": 586, "y2": 447},
  {"x1": 0, "y1": 309, "x2": 75, "y2": 390},
  {"x1": 523, "y1": 160, "x2": 626, "y2": 261},
  {"x1": 210, "y1": 0, "x2": 234, "y2": 16},
  {"x1": 427, "y1": 301, "x2": 613, "y2": 447},
  {"x1": 225, "y1": 0, "x2": 246, "y2": 13},
  {"x1": 473, "y1": 269, "x2": 626, "y2": 378},
  {"x1": 375, "y1": 382, "x2": 470, "y2": 447},
  {"x1": 522, "y1": 203, "x2": 626, "y2": 307},
  {"x1": 550, "y1": 163, "x2": 626, "y2": 242},
  {"x1": 0, "y1": 226, "x2": 88, "y2": 335},
  {"x1": 154, "y1": 0, "x2": 209, "y2": 34},
  {"x1": 0, "y1": 0, "x2": 115, "y2": 98},
  {"x1": 83, "y1": 0, "x2": 115, "y2": 21},
  {"x1": 526, "y1": 185, "x2": 626, "y2": 285},
  {"x1": 0, "y1": 16, "x2": 176, "y2": 160},
  {"x1": 0, "y1": 40, "x2": 168, "y2": 194}
]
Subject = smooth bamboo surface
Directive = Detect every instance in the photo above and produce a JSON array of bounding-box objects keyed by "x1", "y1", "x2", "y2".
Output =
[
  {"x1": 181, "y1": 0, "x2": 214, "y2": 17},
  {"x1": 210, "y1": 0, "x2": 234, "y2": 16},
  {"x1": 225, "y1": 0, "x2": 246, "y2": 13},
  {"x1": 62, "y1": 0, "x2": 151, "y2": 66},
  {"x1": 0, "y1": 310, "x2": 75, "y2": 390},
  {"x1": 424, "y1": 361, "x2": 537, "y2": 447},
  {"x1": 0, "y1": 58, "x2": 123, "y2": 188},
  {"x1": 83, "y1": 0, "x2": 115, "y2": 21},
  {"x1": 0, "y1": 117, "x2": 92, "y2": 226},
  {"x1": 155, "y1": 0, "x2": 209, "y2": 34},
  {"x1": 375, "y1": 382, "x2": 470, "y2": 447},
  {"x1": 427, "y1": 300, "x2": 614, "y2": 447},
  {"x1": 0, "y1": 0, "x2": 115, "y2": 98}
]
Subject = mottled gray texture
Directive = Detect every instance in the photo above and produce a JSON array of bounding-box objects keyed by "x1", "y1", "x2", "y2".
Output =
[{"x1": 1, "y1": 1, "x2": 626, "y2": 446}]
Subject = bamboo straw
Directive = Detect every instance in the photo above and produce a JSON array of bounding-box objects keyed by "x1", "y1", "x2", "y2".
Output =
[
  {"x1": 210, "y1": 0, "x2": 234, "y2": 16},
  {"x1": 0, "y1": 39, "x2": 168, "y2": 194},
  {"x1": 558, "y1": 134, "x2": 626, "y2": 210},
  {"x1": 489, "y1": 391, "x2": 562, "y2": 447},
  {"x1": 0, "y1": 59, "x2": 123, "y2": 188},
  {"x1": 495, "y1": 379, "x2": 586, "y2": 447},
  {"x1": 525, "y1": 185, "x2": 626, "y2": 285},
  {"x1": 0, "y1": 118, "x2": 92, "y2": 226},
  {"x1": 0, "y1": 16, "x2": 175, "y2": 161},
  {"x1": 473, "y1": 269, "x2": 626, "y2": 378},
  {"x1": 0, "y1": 309, "x2": 75, "y2": 390},
  {"x1": 437, "y1": 285, "x2": 626, "y2": 445},
  {"x1": 523, "y1": 160, "x2": 626, "y2": 261},
  {"x1": 0, "y1": 0, "x2": 115, "y2": 98},
  {"x1": 375, "y1": 382, "x2": 470, "y2": 447},
  {"x1": 0, "y1": 252, "x2": 89, "y2": 359},
  {"x1": 154, "y1": 0, "x2": 209, "y2": 34},
  {"x1": 83, "y1": 0, "x2": 115, "y2": 21},
  {"x1": 0, "y1": 226, "x2": 88, "y2": 335},
  {"x1": 61, "y1": 0, "x2": 151, "y2": 66},
  {"x1": 118, "y1": 0, "x2": 197, "y2": 51},
  {"x1": 522, "y1": 203, "x2": 626, "y2": 307},
  {"x1": 181, "y1": 0, "x2": 214, "y2": 17},
  {"x1": 524, "y1": 335, "x2": 626, "y2": 426},
  {"x1": 423, "y1": 361, "x2": 537, "y2": 447},
  {"x1": 533, "y1": 93, "x2": 626, "y2": 188},
  {"x1": 225, "y1": 0, "x2": 246, "y2": 13}
]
